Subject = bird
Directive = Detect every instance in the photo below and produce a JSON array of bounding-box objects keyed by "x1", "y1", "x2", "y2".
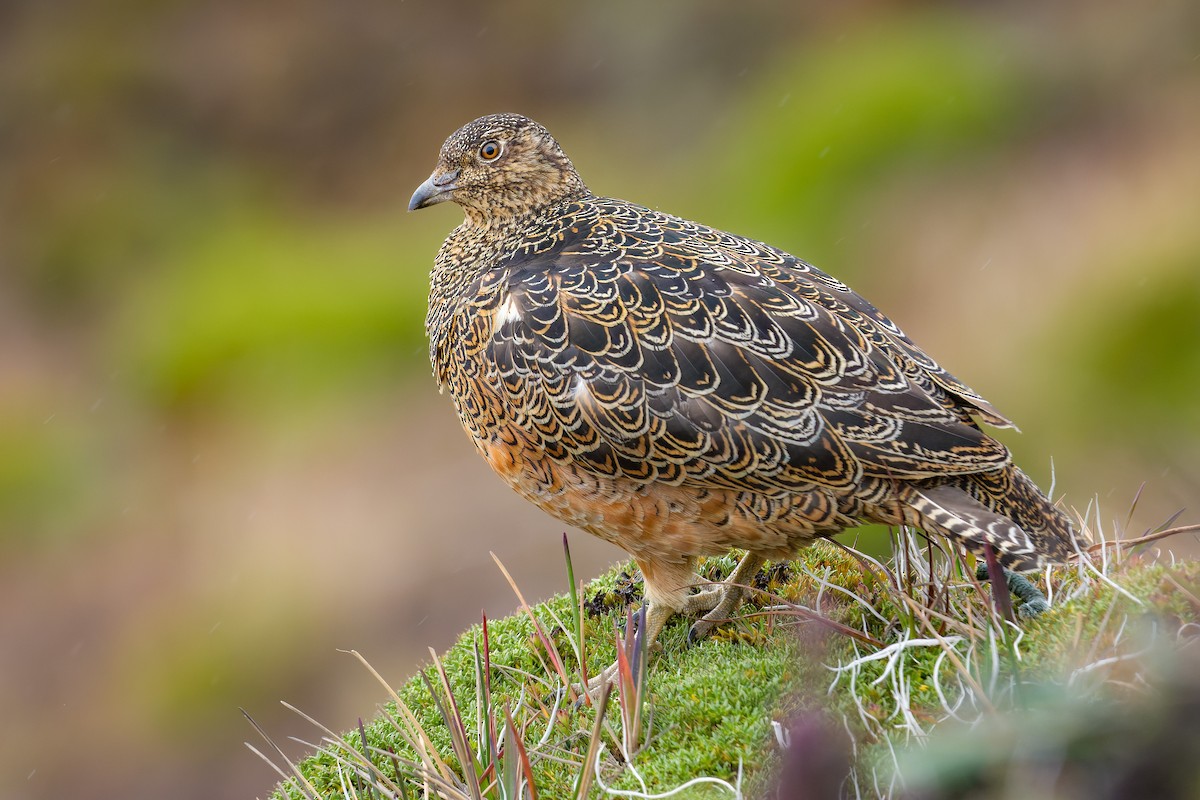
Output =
[{"x1": 408, "y1": 112, "x2": 1075, "y2": 670}]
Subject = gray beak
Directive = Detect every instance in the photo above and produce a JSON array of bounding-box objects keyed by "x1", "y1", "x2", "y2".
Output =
[{"x1": 408, "y1": 169, "x2": 460, "y2": 211}]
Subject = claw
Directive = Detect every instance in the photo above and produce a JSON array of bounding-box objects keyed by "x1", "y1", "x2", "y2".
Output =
[{"x1": 687, "y1": 619, "x2": 714, "y2": 645}]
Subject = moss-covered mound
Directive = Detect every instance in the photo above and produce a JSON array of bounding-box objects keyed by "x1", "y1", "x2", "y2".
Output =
[{"x1": 263, "y1": 541, "x2": 1200, "y2": 799}]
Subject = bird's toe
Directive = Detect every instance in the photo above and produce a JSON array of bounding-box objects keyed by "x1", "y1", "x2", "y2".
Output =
[{"x1": 687, "y1": 618, "x2": 717, "y2": 646}]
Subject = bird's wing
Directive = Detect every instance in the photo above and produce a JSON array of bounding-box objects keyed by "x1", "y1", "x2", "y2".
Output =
[{"x1": 472, "y1": 198, "x2": 1010, "y2": 493}]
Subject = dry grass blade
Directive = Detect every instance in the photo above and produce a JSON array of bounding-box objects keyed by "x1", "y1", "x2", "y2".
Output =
[
  {"x1": 1163, "y1": 573, "x2": 1200, "y2": 612},
  {"x1": 1070, "y1": 507, "x2": 1146, "y2": 607},
  {"x1": 241, "y1": 708, "x2": 323, "y2": 800},
  {"x1": 1083, "y1": 523, "x2": 1200, "y2": 554},
  {"x1": 279, "y1": 701, "x2": 408, "y2": 796},
  {"x1": 491, "y1": 551, "x2": 571, "y2": 694},
  {"x1": 746, "y1": 598, "x2": 886, "y2": 650},
  {"x1": 896, "y1": 593, "x2": 997, "y2": 715},
  {"x1": 342, "y1": 648, "x2": 459, "y2": 785},
  {"x1": 425, "y1": 647, "x2": 484, "y2": 799}
]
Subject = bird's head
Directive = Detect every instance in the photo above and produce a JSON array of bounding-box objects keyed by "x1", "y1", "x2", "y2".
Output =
[{"x1": 408, "y1": 114, "x2": 588, "y2": 224}]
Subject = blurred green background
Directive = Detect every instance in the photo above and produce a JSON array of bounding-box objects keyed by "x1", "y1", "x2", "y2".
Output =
[{"x1": 2, "y1": 1, "x2": 1198, "y2": 798}]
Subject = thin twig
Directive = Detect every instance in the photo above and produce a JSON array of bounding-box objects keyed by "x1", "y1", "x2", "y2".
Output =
[{"x1": 1082, "y1": 523, "x2": 1200, "y2": 554}]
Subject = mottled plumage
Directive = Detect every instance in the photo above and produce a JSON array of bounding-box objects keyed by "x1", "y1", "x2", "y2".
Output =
[{"x1": 410, "y1": 113, "x2": 1075, "y2": 656}]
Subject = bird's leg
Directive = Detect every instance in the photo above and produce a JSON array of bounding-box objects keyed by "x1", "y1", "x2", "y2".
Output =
[
  {"x1": 975, "y1": 563, "x2": 1051, "y2": 619},
  {"x1": 575, "y1": 554, "x2": 767, "y2": 701},
  {"x1": 577, "y1": 557, "x2": 699, "y2": 702},
  {"x1": 687, "y1": 552, "x2": 766, "y2": 644}
]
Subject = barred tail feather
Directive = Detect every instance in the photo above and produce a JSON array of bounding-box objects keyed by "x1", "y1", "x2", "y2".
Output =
[
  {"x1": 910, "y1": 484, "x2": 1043, "y2": 570},
  {"x1": 991, "y1": 467, "x2": 1078, "y2": 562},
  {"x1": 910, "y1": 467, "x2": 1078, "y2": 570}
]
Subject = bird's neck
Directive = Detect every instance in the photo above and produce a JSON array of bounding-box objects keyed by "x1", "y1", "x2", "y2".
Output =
[
  {"x1": 424, "y1": 212, "x2": 541, "y2": 387},
  {"x1": 424, "y1": 192, "x2": 597, "y2": 386}
]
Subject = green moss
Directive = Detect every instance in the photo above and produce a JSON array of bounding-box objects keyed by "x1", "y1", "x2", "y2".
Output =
[{"x1": 271, "y1": 549, "x2": 1199, "y2": 799}]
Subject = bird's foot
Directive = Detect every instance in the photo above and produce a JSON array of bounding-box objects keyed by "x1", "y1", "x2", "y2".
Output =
[
  {"x1": 578, "y1": 662, "x2": 621, "y2": 706},
  {"x1": 552, "y1": 662, "x2": 618, "y2": 709},
  {"x1": 686, "y1": 553, "x2": 767, "y2": 644},
  {"x1": 976, "y1": 565, "x2": 1051, "y2": 619},
  {"x1": 686, "y1": 583, "x2": 746, "y2": 645},
  {"x1": 556, "y1": 601, "x2": 661, "y2": 708}
]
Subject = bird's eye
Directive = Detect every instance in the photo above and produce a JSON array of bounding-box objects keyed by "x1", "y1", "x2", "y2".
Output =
[{"x1": 478, "y1": 140, "x2": 501, "y2": 161}]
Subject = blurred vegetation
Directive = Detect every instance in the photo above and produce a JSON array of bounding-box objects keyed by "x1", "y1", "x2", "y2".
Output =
[
  {"x1": 1, "y1": 2, "x2": 1198, "y2": 800},
  {"x1": 1070, "y1": 249, "x2": 1200, "y2": 439},
  {"x1": 112, "y1": 204, "x2": 434, "y2": 412},
  {"x1": 701, "y1": 14, "x2": 1030, "y2": 260}
]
